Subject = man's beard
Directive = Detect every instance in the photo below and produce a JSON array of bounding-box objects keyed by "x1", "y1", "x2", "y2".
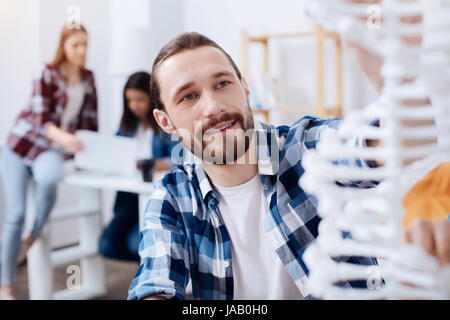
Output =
[{"x1": 180, "y1": 104, "x2": 255, "y2": 165}]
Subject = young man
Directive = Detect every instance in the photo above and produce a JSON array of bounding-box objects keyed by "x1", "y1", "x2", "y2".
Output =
[{"x1": 127, "y1": 32, "x2": 378, "y2": 300}]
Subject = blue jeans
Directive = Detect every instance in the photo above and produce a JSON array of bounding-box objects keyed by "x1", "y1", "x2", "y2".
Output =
[
  {"x1": 1, "y1": 146, "x2": 63, "y2": 285},
  {"x1": 98, "y1": 191, "x2": 140, "y2": 262}
]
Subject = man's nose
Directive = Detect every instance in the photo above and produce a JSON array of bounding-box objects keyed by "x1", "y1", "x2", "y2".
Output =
[{"x1": 201, "y1": 92, "x2": 225, "y2": 118}]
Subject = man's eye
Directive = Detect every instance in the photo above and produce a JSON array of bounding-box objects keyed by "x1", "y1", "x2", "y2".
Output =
[
  {"x1": 182, "y1": 93, "x2": 197, "y2": 102},
  {"x1": 216, "y1": 80, "x2": 231, "y2": 89}
]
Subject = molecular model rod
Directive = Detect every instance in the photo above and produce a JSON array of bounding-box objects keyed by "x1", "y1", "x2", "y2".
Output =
[{"x1": 301, "y1": 0, "x2": 450, "y2": 300}]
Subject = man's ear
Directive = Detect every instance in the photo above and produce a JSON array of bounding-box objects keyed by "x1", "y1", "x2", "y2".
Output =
[{"x1": 153, "y1": 108, "x2": 175, "y2": 134}]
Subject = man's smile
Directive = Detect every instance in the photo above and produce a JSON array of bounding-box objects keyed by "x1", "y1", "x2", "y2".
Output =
[{"x1": 204, "y1": 120, "x2": 237, "y2": 136}]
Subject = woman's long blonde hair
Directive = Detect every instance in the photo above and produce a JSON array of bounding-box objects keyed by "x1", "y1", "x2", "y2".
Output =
[{"x1": 50, "y1": 24, "x2": 88, "y2": 68}]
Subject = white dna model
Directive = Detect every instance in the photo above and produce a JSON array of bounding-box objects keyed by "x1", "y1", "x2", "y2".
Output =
[{"x1": 300, "y1": 0, "x2": 450, "y2": 299}]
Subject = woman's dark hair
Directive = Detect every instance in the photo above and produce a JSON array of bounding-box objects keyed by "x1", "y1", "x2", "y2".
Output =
[{"x1": 120, "y1": 71, "x2": 160, "y2": 135}]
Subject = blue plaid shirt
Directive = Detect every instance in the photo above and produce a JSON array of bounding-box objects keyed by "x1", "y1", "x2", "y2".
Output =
[{"x1": 128, "y1": 116, "x2": 378, "y2": 300}]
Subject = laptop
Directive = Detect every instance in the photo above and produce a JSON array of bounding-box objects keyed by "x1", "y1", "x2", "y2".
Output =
[{"x1": 74, "y1": 130, "x2": 139, "y2": 176}]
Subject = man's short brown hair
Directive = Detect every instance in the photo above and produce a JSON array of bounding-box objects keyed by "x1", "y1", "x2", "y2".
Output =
[{"x1": 150, "y1": 32, "x2": 242, "y2": 110}]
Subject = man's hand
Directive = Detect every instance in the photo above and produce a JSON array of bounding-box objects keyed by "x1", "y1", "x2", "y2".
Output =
[
  {"x1": 342, "y1": 2, "x2": 435, "y2": 167},
  {"x1": 405, "y1": 218, "x2": 450, "y2": 265}
]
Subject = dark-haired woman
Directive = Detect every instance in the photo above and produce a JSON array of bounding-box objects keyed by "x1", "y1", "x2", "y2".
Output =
[
  {"x1": 1, "y1": 24, "x2": 97, "y2": 300},
  {"x1": 98, "y1": 71, "x2": 176, "y2": 262}
]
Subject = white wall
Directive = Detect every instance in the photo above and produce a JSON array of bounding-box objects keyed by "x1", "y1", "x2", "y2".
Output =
[
  {"x1": 0, "y1": 0, "x2": 41, "y2": 145},
  {"x1": 148, "y1": 0, "x2": 185, "y2": 64},
  {"x1": 0, "y1": 0, "x2": 41, "y2": 252}
]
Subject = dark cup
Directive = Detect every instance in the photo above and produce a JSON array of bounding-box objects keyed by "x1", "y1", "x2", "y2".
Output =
[{"x1": 139, "y1": 159, "x2": 155, "y2": 182}]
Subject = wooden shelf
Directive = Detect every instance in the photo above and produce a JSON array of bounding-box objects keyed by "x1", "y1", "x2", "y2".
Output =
[
  {"x1": 243, "y1": 25, "x2": 343, "y2": 123},
  {"x1": 247, "y1": 31, "x2": 314, "y2": 42},
  {"x1": 251, "y1": 108, "x2": 270, "y2": 123},
  {"x1": 253, "y1": 105, "x2": 343, "y2": 123}
]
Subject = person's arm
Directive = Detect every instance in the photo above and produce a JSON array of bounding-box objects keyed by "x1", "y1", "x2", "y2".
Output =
[
  {"x1": 45, "y1": 123, "x2": 84, "y2": 154},
  {"x1": 346, "y1": 40, "x2": 435, "y2": 168},
  {"x1": 346, "y1": 40, "x2": 384, "y2": 94},
  {"x1": 297, "y1": 115, "x2": 378, "y2": 172},
  {"x1": 28, "y1": 66, "x2": 84, "y2": 154},
  {"x1": 30, "y1": 66, "x2": 55, "y2": 136},
  {"x1": 127, "y1": 178, "x2": 190, "y2": 300}
]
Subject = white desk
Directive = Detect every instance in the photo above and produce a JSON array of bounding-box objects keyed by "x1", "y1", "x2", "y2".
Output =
[
  {"x1": 25, "y1": 168, "x2": 165, "y2": 300},
  {"x1": 65, "y1": 168, "x2": 194, "y2": 298},
  {"x1": 62, "y1": 169, "x2": 166, "y2": 230}
]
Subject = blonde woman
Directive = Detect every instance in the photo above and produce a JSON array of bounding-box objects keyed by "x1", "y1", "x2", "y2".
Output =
[{"x1": 0, "y1": 24, "x2": 98, "y2": 300}]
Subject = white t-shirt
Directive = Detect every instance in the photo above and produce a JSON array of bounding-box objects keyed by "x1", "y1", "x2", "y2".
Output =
[
  {"x1": 135, "y1": 124, "x2": 154, "y2": 160},
  {"x1": 61, "y1": 83, "x2": 85, "y2": 131},
  {"x1": 213, "y1": 174, "x2": 304, "y2": 300}
]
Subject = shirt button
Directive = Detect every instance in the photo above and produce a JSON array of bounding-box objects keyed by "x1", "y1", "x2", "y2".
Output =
[{"x1": 224, "y1": 261, "x2": 230, "y2": 268}]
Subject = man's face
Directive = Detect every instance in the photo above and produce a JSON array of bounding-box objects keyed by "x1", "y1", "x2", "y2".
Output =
[{"x1": 156, "y1": 46, "x2": 254, "y2": 164}]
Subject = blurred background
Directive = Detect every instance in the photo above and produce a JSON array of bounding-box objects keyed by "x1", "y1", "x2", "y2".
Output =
[{"x1": 0, "y1": 0, "x2": 379, "y2": 298}]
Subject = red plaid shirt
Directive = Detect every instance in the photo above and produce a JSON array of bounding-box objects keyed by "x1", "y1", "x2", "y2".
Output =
[{"x1": 6, "y1": 64, "x2": 98, "y2": 165}]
